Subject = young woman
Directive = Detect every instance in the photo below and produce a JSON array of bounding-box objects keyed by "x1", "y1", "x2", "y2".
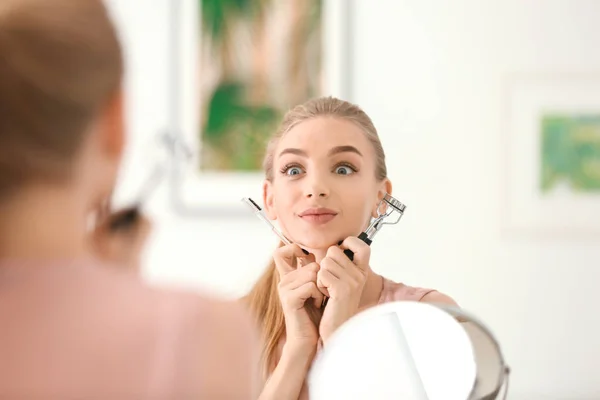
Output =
[
  {"x1": 0, "y1": 0, "x2": 257, "y2": 398},
  {"x1": 245, "y1": 96, "x2": 458, "y2": 399}
]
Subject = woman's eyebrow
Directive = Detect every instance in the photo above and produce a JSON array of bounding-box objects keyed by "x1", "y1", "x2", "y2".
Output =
[
  {"x1": 278, "y1": 148, "x2": 306, "y2": 158},
  {"x1": 278, "y1": 145, "x2": 363, "y2": 158},
  {"x1": 327, "y1": 145, "x2": 363, "y2": 157}
]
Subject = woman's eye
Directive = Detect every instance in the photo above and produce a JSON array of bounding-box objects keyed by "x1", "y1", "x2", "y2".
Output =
[
  {"x1": 287, "y1": 166, "x2": 303, "y2": 176},
  {"x1": 335, "y1": 165, "x2": 355, "y2": 175}
]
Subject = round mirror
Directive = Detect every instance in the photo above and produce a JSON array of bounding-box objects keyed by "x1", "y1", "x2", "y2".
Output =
[
  {"x1": 308, "y1": 301, "x2": 509, "y2": 400},
  {"x1": 439, "y1": 304, "x2": 510, "y2": 400}
]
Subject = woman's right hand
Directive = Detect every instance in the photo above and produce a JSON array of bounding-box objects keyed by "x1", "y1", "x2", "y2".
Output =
[
  {"x1": 274, "y1": 244, "x2": 324, "y2": 349},
  {"x1": 88, "y1": 201, "x2": 152, "y2": 272}
]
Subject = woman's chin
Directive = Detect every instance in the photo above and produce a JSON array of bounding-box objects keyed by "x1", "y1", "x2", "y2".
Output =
[
  {"x1": 293, "y1": 235, "x2": 343, "y2": 252},
  {"x1": 288, "y1": 226, "x2": 362, "y2": 252}
]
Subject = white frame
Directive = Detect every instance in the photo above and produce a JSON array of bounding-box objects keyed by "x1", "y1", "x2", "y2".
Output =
[
  {"x1": 503, "y1": 73, "x2": 600, "y2": 235},
  {"x1": 166, "y1": 0, "x2": 352, "y2": 217}
]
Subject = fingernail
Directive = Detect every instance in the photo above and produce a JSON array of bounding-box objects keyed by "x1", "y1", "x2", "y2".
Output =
[
  {"x1": 337, "y1": 240, "x2": 343, "y2": 246},
  {"x1": 302, "y1": 249, "x2": 309, "y2": 255}
]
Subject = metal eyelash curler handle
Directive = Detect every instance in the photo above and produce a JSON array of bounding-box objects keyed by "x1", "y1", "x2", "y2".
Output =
[
  {"x1": 241, "y1": 197, "x2": 293, "y2": 246},
  {"x1": 342, "y1": 194, "x2": 406, "y2": 262}
]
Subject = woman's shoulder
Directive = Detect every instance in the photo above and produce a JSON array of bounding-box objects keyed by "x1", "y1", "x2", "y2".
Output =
[{"x1": 378, "y1": 277, "x2": 458, "y2": 306}]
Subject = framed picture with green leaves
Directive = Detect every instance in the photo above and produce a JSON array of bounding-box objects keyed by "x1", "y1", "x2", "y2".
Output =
[
  {"x1": 166, "y1": 0, "x2": 352, "y2": 216},
  {"x1": 504, "y1": 73, "x2": 600, "y2": 235}
]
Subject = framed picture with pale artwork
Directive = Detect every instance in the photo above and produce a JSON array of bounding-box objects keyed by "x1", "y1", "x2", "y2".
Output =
[
  {"x1": 164, "y1": 0, "x2": 352, "y2": 217},
  {"x1": 503, "y1": 73, "x2": 600, "y2": 235}
]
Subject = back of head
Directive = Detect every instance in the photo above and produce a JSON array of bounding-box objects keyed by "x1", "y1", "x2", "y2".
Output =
[{"x1": 0, "y1": 0, "x2": 123, "y2": 196}]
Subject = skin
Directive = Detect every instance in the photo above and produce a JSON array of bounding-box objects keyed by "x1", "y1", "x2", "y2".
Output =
[
  {"x1": 0, "y1": 87, "x2": 259, "y2": 399},
  {"x1": 260, "y1": 116, "x2": 457, "y2": 400}
]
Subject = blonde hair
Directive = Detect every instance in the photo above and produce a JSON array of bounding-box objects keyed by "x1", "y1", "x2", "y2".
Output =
[
  {"x1": 244, "y1": 96, "x2": 388, "y2": 377},
  {"x1": 0, "y1": 0, "x2": 123, "y2": 195}
]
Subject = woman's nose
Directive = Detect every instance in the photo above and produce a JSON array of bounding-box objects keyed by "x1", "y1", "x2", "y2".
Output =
[
  {"x1": 304, "y1": 178, "x2": 329, "y2": 198},
  {"x1": 306, "y1": 191, "x2": 327, "y2": 198}
]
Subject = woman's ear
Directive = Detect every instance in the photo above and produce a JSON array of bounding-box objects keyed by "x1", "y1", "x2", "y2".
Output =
[
  {"x1": 371, "y1": 178, "x2": 393, "y2": 218},
  {"x1": 262, "y1": 180, "x2": 277, "y2": 220}
]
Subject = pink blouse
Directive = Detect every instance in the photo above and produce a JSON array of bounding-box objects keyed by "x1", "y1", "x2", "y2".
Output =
[
  {"x1": 314, "y1": 277, "x2": 437, "y2": 351},
  {"x1": 378, "y1": 277, "x2": 437, "y2": 304},
  {"x1": 0, "y1": 261, "x2": 258, "y2": 399}
]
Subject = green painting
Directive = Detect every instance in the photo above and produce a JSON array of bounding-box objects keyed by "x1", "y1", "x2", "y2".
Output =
[
  {"x1": 199, "y1": 0, "x2": 323, "y2": 171},
  {"x1": 541, "y1": 114, "x2": 600, "y2": 193}
]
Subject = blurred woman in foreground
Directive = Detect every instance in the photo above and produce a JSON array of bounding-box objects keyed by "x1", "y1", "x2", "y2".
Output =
[{"x1": 0, "y1": 0, "x2": 258, "y2": 398}]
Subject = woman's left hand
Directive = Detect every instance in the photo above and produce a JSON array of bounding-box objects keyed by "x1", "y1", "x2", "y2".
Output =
[{"x1": 317, "y1": 236, "x2": 371, "y2": 344}]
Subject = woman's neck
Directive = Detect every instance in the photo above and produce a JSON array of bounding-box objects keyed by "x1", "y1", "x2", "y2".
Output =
[{"x1": 0, "y1": 185, "x2": 90, "y2": 261}]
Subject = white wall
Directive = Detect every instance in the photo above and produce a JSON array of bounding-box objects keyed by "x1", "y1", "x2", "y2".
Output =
[
  {"x1": 351, "y1": 1, "x2": 600, "y2": 398},
  {"x1": 106, "y1": 0, "x2": 600, "y2": 399}
]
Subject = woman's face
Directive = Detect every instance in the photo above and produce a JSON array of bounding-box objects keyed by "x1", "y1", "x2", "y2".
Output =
[{"x1": 263, "y1": 117, "x2": 391, "y2": 252}]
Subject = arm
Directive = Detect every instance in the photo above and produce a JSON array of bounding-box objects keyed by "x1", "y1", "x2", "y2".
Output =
[{"x1": 259, "y1": 342, "x2": 316, "y2": 400}]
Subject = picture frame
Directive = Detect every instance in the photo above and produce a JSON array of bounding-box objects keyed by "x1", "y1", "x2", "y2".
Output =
[
  {"x1": 164, "y1": 0, "x2": 353, "y2": 217},
  {"x1": 503, "y1": 73, "x2": 600, "y2": 235}
]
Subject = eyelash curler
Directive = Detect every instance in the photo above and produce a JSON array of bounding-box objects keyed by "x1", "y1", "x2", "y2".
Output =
[
  {"x1": 241, "y1": 197, "x2": 293, "y2": 246},
  {"x1": 107, "y1": 164, "x2": 166, "y2": 231},
  {"x1": 241, "y1": 194, "x2": 406, "y2": 261},
  {"x1": 343, "y1": 193, "x2": 407, "y2": 261},
  {"x1": 242, "y1": 194, "x2": 406, "y2": 308}
]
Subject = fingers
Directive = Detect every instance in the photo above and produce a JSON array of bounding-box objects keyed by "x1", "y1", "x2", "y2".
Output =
[
  {"x1": 97, "y1": 208, "x2": 151, "y2": 237},
  {"x1": 324, "y1": 246, "x2": 355, "y2": 270},
  {"x1": 98, "y1": 197, "x2": 111, "y2": 220},
  {"x1": 338, "y1": 236, "x2": 371, "y2": 270},
  {"x1": 320, "y1": 256, "x2": 344, "y2": 279},
  {"x1": 317, "y1": 268, "x2": 338, "y2": 292},
  {"x1": 279, "y1": 262, "x2": 319, "y2": 289},
  {"x1": 124, "y1": 215, "x2": 152, "y2": 254},
  {"x1": 90, "y1": 209, "x2": 152, "y2": 269},
  {"x1": 86, "y1": 198, "x2": 110, "y2": 233},
  {"x1": 297, "y1": 251, "x2": 316, "y2": 268},
  {"x1": 278, "y1": 262, "x2": 327, "y2": 308},
  {"x1": 273, "y1": 243, "x2": 314, "y2": 276},
  {"x1": 279, "y1": 268, "x2": 324, "y2": 310},
  {"x1": 273, "y1": 244, "x2": 304, "y2": 276},
  {"x1": 317, "y1": 256, "x2": 342, "y2": 296},
  {"x1": 319, "y1": 244, "x2": 370, "y2": 300},
  {"x1": 295, "y1": 281, "x2": 325, "y2": 309}
]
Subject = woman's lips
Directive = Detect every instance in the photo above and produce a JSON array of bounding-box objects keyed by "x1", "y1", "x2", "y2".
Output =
[
  {"x1": 299, "y1": 212, "x2": 337, "y2": 224},
  {"x1": 298, "y1": 207, "x2": 338, "y2": 224}
]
